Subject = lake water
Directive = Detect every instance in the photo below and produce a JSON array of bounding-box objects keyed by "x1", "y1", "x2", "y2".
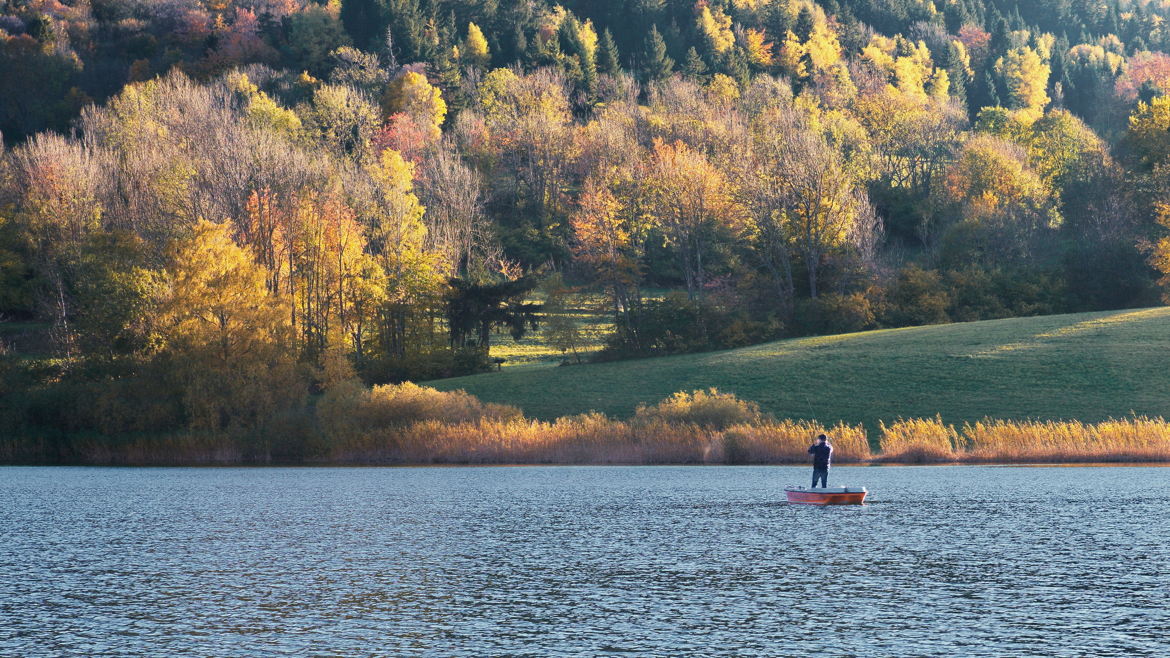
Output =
[{"x1": 1, "y1": 466, "x2": 1168, "y2": 656}]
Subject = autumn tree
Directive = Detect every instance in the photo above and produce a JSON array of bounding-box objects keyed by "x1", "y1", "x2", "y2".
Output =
[
  {"x1": 473, "y1": 68, "x2": 578, "y2": 263},
  {"x1": 457, "y1": 22, "x2": 488, "y2": 71},
  {"x1": 747, "y1": 118, "x2": 877, "y2": 300},
  {"x1": 305, "y1": 83, "x2": 381, "y2": 159},
  {"x1": 382, "y1": 72, "x2": 448, "y2": 139},
  {"x1": 995, "y1": 47, "x2": 1051, "y2": 119},
  {"x1": 9, "y1": 133, "x2": 111, "y2": 353},
  {"x1": 1126, "y1": 95, "x2": 1170, "y2": 170},
  {"x1": 932, "y1": 134, "x2": 1059, "y2": 264},
  {"x1": 362, "y1": 148, "x2": 444, "y2": 359},
  {"x1": 416, "y1": 144, "x2": 491, "y2": 276},
  {"x1": 571, "y1": 177, "x2": 640, "y2": 321},
  {"x1": 159, "y1": 219, "x2": 302, "y2": 432},
  {"x1": 644, "y1": 139, "x2": 744, "y2": 299}
]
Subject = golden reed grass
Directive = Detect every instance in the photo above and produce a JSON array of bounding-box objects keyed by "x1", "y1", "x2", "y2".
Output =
[
  {"x1": 960, "y1": 417, "x2": 1170, "y2": 463},
  {"x1": 262, "y1": 379, "x2": 1170, "y2": 465},
  {"x1": 328, "y1": 416, "x2": 872, "y2": 465},
  {"x1": 876, "y1": 415, "x2": 1170, "y2": 463},
  {"x1": 10, "y1": 383, "x2": 1170, "y2": 464},
  {"x1": 875, "y1": 416, "x2": 962, "y2": 463},
  {"x1": 322, "y1": 384, "x2": 874, "y2": 464}
]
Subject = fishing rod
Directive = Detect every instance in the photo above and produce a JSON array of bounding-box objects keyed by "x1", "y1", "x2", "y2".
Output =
[{"x1": 801, "y1": 389, "x2": 816, "y2": 423}]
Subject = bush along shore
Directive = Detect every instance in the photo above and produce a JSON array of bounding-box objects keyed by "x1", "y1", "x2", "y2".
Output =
[{"x1": 2, "y1": 387, "x2": 1169, "y2": 466}]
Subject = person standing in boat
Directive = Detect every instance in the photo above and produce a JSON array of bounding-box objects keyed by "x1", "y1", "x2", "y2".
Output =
[{"x1": 808, "y1": 434, "x2": 832, "y2": 488}]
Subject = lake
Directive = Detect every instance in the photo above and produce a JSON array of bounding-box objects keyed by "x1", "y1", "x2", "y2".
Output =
[{"x1": 1, "y1": 466, "x2": 1167, "y2": 656}]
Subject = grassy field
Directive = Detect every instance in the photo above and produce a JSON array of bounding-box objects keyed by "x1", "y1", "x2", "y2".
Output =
[
  {"x1": 487, "y1": 287, "x2": 671, "y2": 368},
  {"x1": 488, "y1": 290, "x2": 613, "y2": 368},
  {"x1": 429, "y1": 307, "x2": 1170, "y2": 429}
]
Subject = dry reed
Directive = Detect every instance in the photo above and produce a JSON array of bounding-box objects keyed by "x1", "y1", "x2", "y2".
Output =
[
  {"x1": 960, "y1": 416, "x2": 1170, "y2": 462},
  {"x1": 12, "y1": 381, "x2": 1170, "y2": 465},
  {"x1": 875, "y1": 416, "x2": 962, "y2": 463},
  {"x1": 721, "y1": 420, "x2": 870, "y2": 463},
  {"x1": 325, "y1": 388, "x2": 870, "y2": 464}
]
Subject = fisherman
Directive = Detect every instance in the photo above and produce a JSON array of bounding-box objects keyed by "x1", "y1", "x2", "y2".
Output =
[{"x1": 808, "y1": 434, "x2": 832, "y2": 488}]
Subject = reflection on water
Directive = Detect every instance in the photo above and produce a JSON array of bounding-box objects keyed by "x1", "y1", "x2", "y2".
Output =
[{"x1": 2, "y1": 466, "x2": 1168, "y2": 656}]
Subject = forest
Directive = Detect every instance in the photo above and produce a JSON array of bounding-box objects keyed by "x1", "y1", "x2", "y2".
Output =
[{"x1": 6, "y1": 0, "x2": 1170, "y2": 456}]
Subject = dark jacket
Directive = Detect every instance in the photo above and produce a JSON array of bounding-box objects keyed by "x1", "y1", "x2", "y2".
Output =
[{"x1": 808, "y1": 443, "x2": 832, "y2": 469}]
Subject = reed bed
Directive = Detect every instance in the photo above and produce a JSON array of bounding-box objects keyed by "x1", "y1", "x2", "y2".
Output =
[
  {"x1": 324, "y1": 385, "x2": 871, "y2": 464},
  {"x1": 959, "y1": 417, "x2": 1170, "y2": 463},
  {"x1": 329, "y1": 416, "x2": 872, "y2": 465},
  {"x1": 721, "y1": 421, "x2": 870, "y2": 463},
  {"x1": 875, "y1": 416, "x2": 962, "y2": 463},
  {"x1": 9, "y1": 382, "x2": 1170, "y2": 464}
]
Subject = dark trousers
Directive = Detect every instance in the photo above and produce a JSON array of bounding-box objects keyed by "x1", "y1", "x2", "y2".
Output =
[{"x1": 812, "y1": 467, "x2": 829, "y2": 488}]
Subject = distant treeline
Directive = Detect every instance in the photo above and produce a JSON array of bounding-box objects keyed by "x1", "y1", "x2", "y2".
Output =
[{"x1": 3, "y1": 386, "x2": 1169, "y2": 465}]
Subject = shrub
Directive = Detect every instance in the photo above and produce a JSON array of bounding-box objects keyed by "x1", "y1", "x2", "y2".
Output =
[
  {"x1": 364, "y1": 381, "x2": 521, "y2": 425},
  {"x1": 944, "y1": 266, "x2": 1010, "y2": 321},
  {"x1": 799, "y1": 292, "x2": 877, "y2": 335},
  {"x1": 360, "y1": 347, "x2": 495, "y2": 384},
  {"x1": 318, "y1": 380, "x2": 522, "y2": 448},
  {"x1": 885, "y1": 266, "x2": 951, "y2": 327},
  {"x1": 634, "y1": 388, "x2": 765, "y2": 430},
  {"x1": 605, "y1": 293, "x2": 710, "y2": 357}
]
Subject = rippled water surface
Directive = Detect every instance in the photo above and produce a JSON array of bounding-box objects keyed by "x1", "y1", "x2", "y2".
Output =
[{"x1": 2, "y1": 466, "x2": 1169, "y2": 656}]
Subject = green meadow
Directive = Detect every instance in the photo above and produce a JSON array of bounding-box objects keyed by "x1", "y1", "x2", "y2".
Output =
[{"x1": 430, "y1": 307, "x2": 1170, "y2": 429}]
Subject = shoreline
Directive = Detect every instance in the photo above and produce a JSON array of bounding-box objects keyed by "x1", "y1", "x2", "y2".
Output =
[{"x1": 4, "y1": 460, "x2": 1170, "y2": 468}]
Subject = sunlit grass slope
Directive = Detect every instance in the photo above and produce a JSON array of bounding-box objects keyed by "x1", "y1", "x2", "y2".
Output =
[
  {"x1": 487, "y1": 288, "x2": 667, "y2": 368},
  {"x1": 429, "y1": 307, "x2": 1170, "y2": 429},
  {"x1": 488, "y1": 290, "x2": 612, "y2": 368}
]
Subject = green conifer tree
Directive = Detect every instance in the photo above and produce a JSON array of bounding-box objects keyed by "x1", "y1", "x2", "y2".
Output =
[
  {"x1": 643, "y1": 24, "x2": 674, "y2": 82},
  {"x1": 598, "y1": 28, "x2": 621, "y2": 75},
  {"x1": 765, "y1": 0, "x2": 791, "y2": 41},
  {"x1": 682, "y1": 46, "x2": 708, "y2": 80},
  {"x1": 794, "y1": 6, "x2": 815, "y2": 43}
]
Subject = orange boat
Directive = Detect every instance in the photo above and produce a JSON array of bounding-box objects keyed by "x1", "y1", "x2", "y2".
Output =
[{"x1": 785, "y1": 486, "x2": 867, "y2": 505}]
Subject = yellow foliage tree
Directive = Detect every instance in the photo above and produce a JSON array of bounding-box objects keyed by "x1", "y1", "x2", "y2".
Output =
[
  {"x1": 228, "y1": 72, "x2": 302, "y2": 136},
  {"x1": 1145, "y1": 199, "x2": 1170, "y2": 302},
  {"x1": 364, "y1": 148, "x2": 445, "y2": 358},
  {"x1": 935, "y1": 135, "x2": 1060, "y2": 259},
  {"x1": 801, "y1": 5, "x2": 842, "y2": 70},
  {"x1": 708, "y1": 74, "x2": 741, "y2": 105},
  {"x1": 778, "y1": 30, "x2": 806, "y2": 78},
  {"x1": 995, "y1": 48, "x2": 1051, "y2": 118},
  {"x1": 159, "y1": 219, "x2": 301, "y2": 432},
  {"x1": 743, "y1": 28, "x2": 775, "y2": 68},
  {"x1": 644, "y1": 139, "x2": 744, "y2": 299},
  {"x1": 475, "y1": 68, "x2": 522, "y2": 117},
  {"x1": 1127, "y1": 95, "x2": 1170, "y2": 169},
  {"x1": 382, "y1": 72, "x2": 447, "y2": 138},
  {"x1": 464, "y1": 22, "x2": 490, "y2": 68},
  {"x1": 366, "y1": 149, "x2": 429, "y2": 271},
  {"x1": 697, "y1": 5, "x2": 735, "y2": 54},
  {"x1": 571, "y1": 177, "x2": 638, "y2": 319}
]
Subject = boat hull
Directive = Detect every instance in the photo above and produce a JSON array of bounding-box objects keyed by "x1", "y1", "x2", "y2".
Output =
[{"x1": 785, "y1": 487, "x2": 867, "y2": 505}]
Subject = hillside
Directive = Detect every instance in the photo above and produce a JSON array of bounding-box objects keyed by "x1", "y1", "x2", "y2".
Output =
[
  {"x1": 8, "y1": 0, "x2": 1170, "y2": 450},
  {"x1": 429, "y1": 307, "x2": 1170, "y2": 428}
]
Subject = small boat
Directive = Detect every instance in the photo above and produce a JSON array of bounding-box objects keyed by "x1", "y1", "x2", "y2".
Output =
[{"x1": 785, "y1": 486, "x2": 867, "y2": 505}]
